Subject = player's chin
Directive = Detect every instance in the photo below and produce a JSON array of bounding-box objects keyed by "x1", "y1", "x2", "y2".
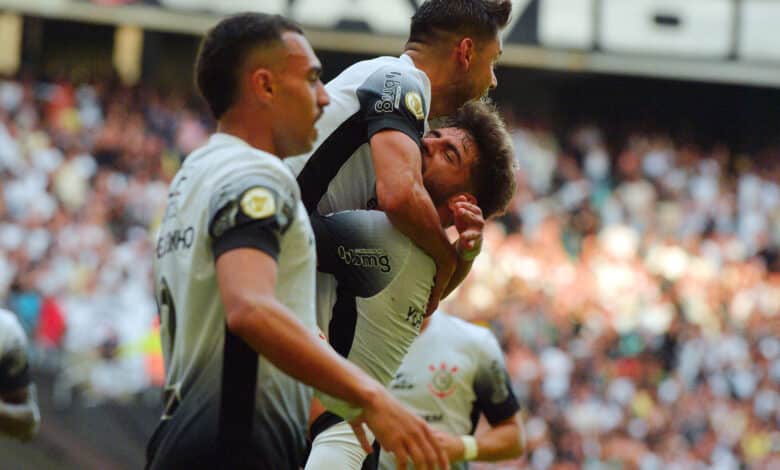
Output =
[
  {"x1": 296, "y1": 131, "x2": 317, "y2": 154},
  {"x1": 309, "y1": 128, "x2": 319, "y2": 146}
]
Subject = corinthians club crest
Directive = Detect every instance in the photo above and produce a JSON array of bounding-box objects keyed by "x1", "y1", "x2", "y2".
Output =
[{"x1": 427, "y1": 362, "x2": 458, "y2": 398}]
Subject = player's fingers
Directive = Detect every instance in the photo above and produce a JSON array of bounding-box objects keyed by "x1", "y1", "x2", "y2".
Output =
[
  {"x1": 454, "y1": 201, "x2": 482, "y2": 216},
  {"x1": 394, "y1": 447, "x2": 409, "y2": 470},
  {"x1": 455, "y1": 208, "x2": 484, "y2": 227},
  {"x1": 420, "y1": 423, "x2": 450, "y2": 470},
  {"x1": 460, "y1": 229, "x2": 482, "y2": 241},
  {"x1": 349, "y1": 420, "x2": 373, "y2": 454},
  {"x1": 403, "y1": 438, "x2": 429, "y2": 470},
  {"x1": 455, "y1": 201, "x2": 482, "y2": 215},
  {"x1": 410, "y1": 423, "x2": 443, "y2": 470},
  {"x1": 459, "y1": 210, "x2": 485, "y2": 226}
]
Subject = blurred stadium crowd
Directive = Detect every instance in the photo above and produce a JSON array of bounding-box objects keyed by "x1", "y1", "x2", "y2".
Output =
[
  {"x1": 0, "y1": 77, "x2": 210, "y2": 402},
  {"x1": 1, "y1": 76, "x2": 780, "y2": 469}
]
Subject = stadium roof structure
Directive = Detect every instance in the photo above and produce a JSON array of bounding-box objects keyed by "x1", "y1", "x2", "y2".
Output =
[{"x1": 2, "y1": 0, "x2": 780, "y2": 88}]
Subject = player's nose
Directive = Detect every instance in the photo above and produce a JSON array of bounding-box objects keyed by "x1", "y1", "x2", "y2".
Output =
[{"x1": 316, "y1": 81, "x2": 330, "y2": 109}]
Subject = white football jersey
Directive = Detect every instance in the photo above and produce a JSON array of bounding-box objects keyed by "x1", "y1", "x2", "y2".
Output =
[
  {"x1": 286, "y1": 54, "x2": 431, "y2": 214},
  {"x1": 380, "y1": 311, "x2": 520, "y2": 470},
  {"x1": 309, "y1": 210, "x2": 435, "y2": 420},
  {"x1": 148, "y1": 133, "x2": 317, "y2": 469}
]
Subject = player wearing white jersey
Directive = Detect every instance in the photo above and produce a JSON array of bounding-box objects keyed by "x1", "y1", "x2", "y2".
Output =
[
  {"x1": 146, "y1": 13, "x2": 448, "y2": 470},
  {"x1": 0, "y1": 308, "x2": 40, "y2": 441},
  {"x1": 381, "y1": 311, "x2": 525, "y2": 470},
  {"x1": 287, "y1": 0, "x2": 513, "y2": 315},
  {"x1": 305, "y1": 101, "x2": 519, "y2": 470}
]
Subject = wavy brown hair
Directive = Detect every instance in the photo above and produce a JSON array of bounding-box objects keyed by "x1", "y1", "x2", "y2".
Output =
[{"x1": 443, "y1": 100, "x2": 517, "y2": 219}]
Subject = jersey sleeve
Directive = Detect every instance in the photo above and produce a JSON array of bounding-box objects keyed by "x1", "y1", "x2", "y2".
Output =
[
  {"x1": 0, "y1": 314, "x2": 31, "y2": 393},
  {"x1": 310, "y1": 210, "x2": 402, "y2": 298},
  {"x1": 208, "y1": 163, "x2": 298, "y2": 261},
  {"x1": 473, "y1": 327, "x2": 520, "y2": 425},
  {"x1": 356, "y1": 65, "x2": 428, "y2": 146}
]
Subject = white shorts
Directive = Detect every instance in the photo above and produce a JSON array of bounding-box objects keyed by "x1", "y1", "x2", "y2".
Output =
[{"x1": 305, "y1": 419, "x2": 375, "y2": 470}]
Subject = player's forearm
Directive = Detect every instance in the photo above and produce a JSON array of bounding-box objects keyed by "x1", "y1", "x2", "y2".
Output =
[
  {"x1": 371, "y1": 129, "x2": 457, "y2": 272},
  {"x1": 226, "y1": 297, "x2": 382, "y2": 411},
  {"x1": 474, "y1": 416, "x2": 526, "y2": 461},
  {"x1": 442, "y1": 256, "x2": 473, "y2": 299}
]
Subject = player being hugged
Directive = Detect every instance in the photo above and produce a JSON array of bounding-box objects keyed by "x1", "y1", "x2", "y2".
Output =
[{"x1": 305, "y1": 101, "x2": 517, "y2": 470}]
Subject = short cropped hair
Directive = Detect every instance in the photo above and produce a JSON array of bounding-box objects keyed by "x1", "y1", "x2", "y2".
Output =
[
  {"x1": 408, "y1": 0, "x2": 512, "y2": 45},
  {"x1": 195, "y1": 13, "x2": 302, "y2": 119},
  {"x1": 445, "y1": 101, "x2": 517, "y2": 219}
]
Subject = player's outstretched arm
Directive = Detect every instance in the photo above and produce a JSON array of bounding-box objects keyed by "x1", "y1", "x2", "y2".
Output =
[
  {"x1": 216, "y1": 248, "x2": 449, "y2": 470},
  {"x1": 371, "y1": 130, "x2": 457, "y2": 314}
]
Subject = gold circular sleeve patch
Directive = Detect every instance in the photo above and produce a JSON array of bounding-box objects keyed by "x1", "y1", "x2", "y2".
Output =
[
  {"x1": 240, "y1": 187, "x2": 276, "y2": 219},
  {"x1": 404, "y1": 91, "x2": 425, "y2": 121}
]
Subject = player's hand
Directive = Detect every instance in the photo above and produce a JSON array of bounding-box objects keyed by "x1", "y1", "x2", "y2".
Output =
[
  {"x1": 451, "y1": 197, "x2": 484, "y2": 258},
  {"x1": 354, "y1": 385, "x2": 449, "y2": 470},
  {"x1": 433, "y1": 430, "x2": 466, "y2": 462}
]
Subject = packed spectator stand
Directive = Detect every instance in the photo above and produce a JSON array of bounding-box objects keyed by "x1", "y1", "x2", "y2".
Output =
[{"x1": 1, "y1": 76, "x2": 779, "y2": 469}]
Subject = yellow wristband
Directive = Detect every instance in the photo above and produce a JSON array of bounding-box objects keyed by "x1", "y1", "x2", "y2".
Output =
[{"x1": 460, "y1": 435, "x2": 478, "y2": 461}]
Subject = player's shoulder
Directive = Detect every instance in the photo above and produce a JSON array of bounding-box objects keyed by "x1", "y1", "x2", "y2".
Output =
[
  {"x1": 338, "y1": 55, "x2": 425, "y2": 82},
  {"x1": 202, "y1": 135, "x2": 298, "y2": 194},
  {"x1": 351, "y1": 55, "x2": 429, "y2": 94},
  {"x1": 437, "y1": 312, "x2": 499, "y2": 349}
]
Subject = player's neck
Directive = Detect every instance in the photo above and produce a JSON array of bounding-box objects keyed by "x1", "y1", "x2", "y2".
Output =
[
  {"x1": 404, "y1": 48, "x2": 458, "y2": 119},
  {"x1": 217, "y1": 109, "x2": 278, "y2": 157}
]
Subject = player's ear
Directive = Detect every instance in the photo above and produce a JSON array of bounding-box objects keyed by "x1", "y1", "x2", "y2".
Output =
[
  {"x1": 248, "y1": 68, "x2": 275, "y2": 104},
  {"x1": 455, "y1": 38, "x2": 475, "y2": 70}
]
